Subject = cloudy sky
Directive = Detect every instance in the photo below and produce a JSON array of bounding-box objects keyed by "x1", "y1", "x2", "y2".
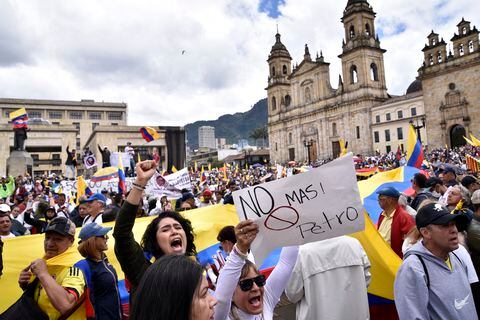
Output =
[{"x1": 0, "y1": 0, "x2": 478, "y2": 126}]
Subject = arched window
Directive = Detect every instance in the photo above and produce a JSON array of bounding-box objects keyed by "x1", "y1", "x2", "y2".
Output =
[
  {"x1": 350, "y1": 65, "x2": 358, "y2": 84},
  {"x1": 282, "y1": 65, "x2": 288, "y2": 75},
  {"x1": 288, "y1": 132, "x2": 293, "y2": 144},
  {"x1": 271, "y1": 96, "x2": 276, "y2": 111},
  {"x1": 305, "y1": 87, "x2": 311, "y2": 103},
  {"x1": 285, "y1": 95, "x2": 291, "y2": 107},
  {"x1": 349, "y1": 25, "x2": 355, "y2": 39},
  {"x1": 437, "y1": 51, "x2": 442, "y2": 63},
  {"x1": 462, "y1": 27, "x2": 467, "y2": 35},
  {"x1": 370, "y1": 63, "x2": 378, "y2": 81},
  {"x1": 271, "y1": 66, "x2": 276, "y2": 76},
  {"x1": 365, "y1": 24, "x2": 371, "y2": 37},
  {"x1": 459, "y1": 44, "x2": 465, "y2": 56},
  {"x1": 469, "y1": 40, "x2": 474, "y2": 53},
  {"x1": 332, "y1": 122, "x2": 337, "y2": 136},
  {"x1": 429, "y1": 54, "x2": 434, "y2": 65}
]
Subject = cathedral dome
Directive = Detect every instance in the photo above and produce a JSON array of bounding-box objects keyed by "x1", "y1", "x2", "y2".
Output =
[
  {"x1": 268, "y1": 33, "x2": 292, "y2": 61},
  {"x1": 406, "y1": 79, "x2": 422, "y2": 94}
]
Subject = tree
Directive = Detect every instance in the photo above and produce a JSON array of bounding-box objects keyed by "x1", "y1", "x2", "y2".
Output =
[{"x1": 249, "y1": 126, "x2": 268, "y2": 148}]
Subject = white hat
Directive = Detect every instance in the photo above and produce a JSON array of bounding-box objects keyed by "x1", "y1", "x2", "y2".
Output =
[
  {"x1": 0, "y1": 204, "x2": 11, "y2": 213},
  {"x1": 472, "y1": 189, "x2": 480, "y2": 205}
]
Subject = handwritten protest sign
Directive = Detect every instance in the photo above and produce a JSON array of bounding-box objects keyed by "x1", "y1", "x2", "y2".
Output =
[
  {"x1": 145, "y1": 168, "x2": 192, "y2": 199},
  {"x1": 232, "y1": 153, "x2": 364, "y2": 265}
]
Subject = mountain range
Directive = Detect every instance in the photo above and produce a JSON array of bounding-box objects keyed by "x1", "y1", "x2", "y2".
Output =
[{"x1": 185, "y1": 98, "x2": 267, "y2": 149}]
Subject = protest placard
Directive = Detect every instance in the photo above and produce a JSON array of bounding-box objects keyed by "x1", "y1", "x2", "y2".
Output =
[
  {"x1": 232, "y1": 153, "x2": 364, "y2": 265},
  {"x1": 110, "y1": 152, "x2": 131, "y2": 168},
  {"x1": 145, "y1": 168, "x2": 192, "y2": 199}
]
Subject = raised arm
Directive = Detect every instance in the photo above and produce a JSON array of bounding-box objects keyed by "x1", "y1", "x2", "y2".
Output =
[
  {"x1": 113, "y1": 160, "x2": 157, "y2": 287},
  {"x1": 214, "y1": 220, "x2": 259, "y2": 320}
]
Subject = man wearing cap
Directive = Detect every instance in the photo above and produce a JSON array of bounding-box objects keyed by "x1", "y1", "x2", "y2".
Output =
[
  {"x1": 124, "y1": 142, "x2": 136, "y2": 177},
  {"x1": 82, "y1": 193, "x2": 106, "y2": 226},
  {"x1": 0, "y1": 210, "x2": 16, "y2": 239},
  {"x1": 198, "y1": 189, "x2": 214, "y2": 208},
  {"x1": 17, "y1": 217, "x2": 86, "y2": 319},
  {"x1": 394, "y1": 203, "x2": 477, "y2": 319},
  {"x1": 462, "y1": 175, "x2": 480, "y2": 196},
  {"x1": 376, "y1": 186, "x2": 416, "y2": 258},
  {"x1": 442, "y1": 167, "x2": 458, "y2": 187}
]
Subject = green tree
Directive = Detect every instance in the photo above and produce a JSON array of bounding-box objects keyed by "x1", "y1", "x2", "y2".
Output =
[{"x1": 249, "y1": 126, "x2": 268, "y2": 148}]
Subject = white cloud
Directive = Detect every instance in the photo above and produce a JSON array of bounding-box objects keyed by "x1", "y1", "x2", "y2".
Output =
[{"x1": 0, "y1": 0, "x2": 478, "y2": 125}]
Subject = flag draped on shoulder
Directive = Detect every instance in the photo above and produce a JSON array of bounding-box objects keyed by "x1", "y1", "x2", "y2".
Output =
[
  {"x1": 139, "y1": 126, "x2": 160, "y2": 142},
  {"x1": 10, "y1": 108, "x2": 29, "y2": 129},
  {"x1": 406, "y1": 125, "x2": 423, "y2": 168},
  {"x1": 117, "y1": 155, "x2": 126, "y2": 195}
]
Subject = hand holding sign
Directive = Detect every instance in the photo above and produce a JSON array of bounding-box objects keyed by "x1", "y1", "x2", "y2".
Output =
[
  {"x1": 234, "y1": 220, "x2": 259, "y2": 254},
  {"x1": 232, "y1": 153, "x2": 365, "y2": 265}
]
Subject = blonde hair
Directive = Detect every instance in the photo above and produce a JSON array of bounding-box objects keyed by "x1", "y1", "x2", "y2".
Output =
[{"x1": 77, "y1": 237, "x2": 103, "y2": 261}]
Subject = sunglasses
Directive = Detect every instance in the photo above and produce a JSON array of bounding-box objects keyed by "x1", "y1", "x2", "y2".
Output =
[{"x1": 238, "y1": 275, "x2": 266, "y2": 292}]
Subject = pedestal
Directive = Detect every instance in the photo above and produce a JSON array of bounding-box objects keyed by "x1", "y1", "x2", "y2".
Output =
[{"x1": 7, "y1": 151, "x2": 33, "y2": 177}]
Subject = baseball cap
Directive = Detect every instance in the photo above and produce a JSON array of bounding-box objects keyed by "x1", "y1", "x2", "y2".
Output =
[
  {"x1": 461, "y1": 175, "x2": 478, "y2": 189},
  {"x1": 416, "y1": 202, "x2": 470, "y2": 231},
  {"x1": 45, "y1": 217, "x2": 76, "y2": 237},
  {"x1": 84, "y1": 193, "x2": 107, "y2": 203},
  {"x1": 472, "y1": 190, "x2": 480, "y2": 205},
  {"x1": 444, "y1": 167, "x2": 456, "y2": 176},
  {"x1": 376, "y1": 186, "x2": 400, "y2": 199},
  {"x1": 0, "y1": 204, "x2": 11, "y2": 213},
  {"x1": 203, "y1": 189, "x2": 213, "y2": 197},
  {"x1": 79, "y1": 223, "x2": 112, "y2": 242}
]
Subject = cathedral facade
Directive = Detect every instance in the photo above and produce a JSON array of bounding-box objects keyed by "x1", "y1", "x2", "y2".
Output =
[
  {"x1": 267, "y1": 0, "x2": 389, "y2": 163},
  {"x1": 266, "y1": 0, "x2": 480, "y2": 163}
]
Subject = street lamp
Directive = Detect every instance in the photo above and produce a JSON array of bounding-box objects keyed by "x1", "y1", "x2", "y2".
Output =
[
  {"x1": 303, "y1": 139, "x2": 314, "y2": 164},
  {"x1": 409, "y1": 116, "x2": 426, "y2": 142}
]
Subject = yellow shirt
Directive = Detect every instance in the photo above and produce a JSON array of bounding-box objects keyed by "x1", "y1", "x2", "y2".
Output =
[
  {"x1": 378, "y1": 209, "x2": 396, "y2": 245},
  {"x1": 34, "y1": 265, "x2": 86, "y2": 320}
]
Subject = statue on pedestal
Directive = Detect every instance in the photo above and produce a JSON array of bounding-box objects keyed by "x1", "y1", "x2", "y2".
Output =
[{"x1": 13, "y1": 127, "x2": 28, "y2": 151}]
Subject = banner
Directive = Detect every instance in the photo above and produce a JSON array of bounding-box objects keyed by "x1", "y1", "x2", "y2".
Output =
[
  {"x1": 83, "y1": 154, "x2": 97, "y2": 169},
  {"x1": 232, "y1": 153, "x2": 364, "y2": 265},
  {"x1": 110, "y1": 152, "x2": 131, "y2": 168},
  {"x1": 145, "y1": 168, "x2": 192, "y2": 199}
]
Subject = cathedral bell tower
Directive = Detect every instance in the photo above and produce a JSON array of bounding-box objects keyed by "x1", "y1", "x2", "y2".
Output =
[
  {"x1": 266, "y1": 32, "x2": 292, "y2": 116},
  {"x1": 338, "y1": 0, "x2": 387, "y2": 97}
]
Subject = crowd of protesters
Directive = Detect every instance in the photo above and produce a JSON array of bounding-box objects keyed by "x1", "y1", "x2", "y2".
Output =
[{"x1": 0, "y1": 145, "x2": 479, "y2": 319}]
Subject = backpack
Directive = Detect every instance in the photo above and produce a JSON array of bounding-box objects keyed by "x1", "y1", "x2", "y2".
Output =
[
  {"x1": 414, "y1": 252, "x2": 466, "y2": 289},
  {"x1": 74, "y1": 259, "x2": 96, "y2": 319}
]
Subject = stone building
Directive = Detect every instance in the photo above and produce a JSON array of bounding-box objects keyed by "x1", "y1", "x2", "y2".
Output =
[
  {"x1": 418, "y1": 18, "x2": 480, "y2": 148},
  {"x1": 267, "y1": 0, "x2": 389, "y2": 163}
]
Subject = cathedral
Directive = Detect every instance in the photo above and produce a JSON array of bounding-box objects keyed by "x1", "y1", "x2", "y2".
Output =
[{"x1": 266, "y1": 0, "x2": 480, "y2": 163}]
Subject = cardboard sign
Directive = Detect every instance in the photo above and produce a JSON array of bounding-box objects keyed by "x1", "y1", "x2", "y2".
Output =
[
  {"x1": 232, "y1": 153, "x2": 365, "y2": 265},
  {"x1": 145, "y1": 168, "x2": 192, "y2": 199}
]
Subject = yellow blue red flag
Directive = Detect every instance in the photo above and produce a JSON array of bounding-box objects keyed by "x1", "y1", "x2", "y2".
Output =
[
  {"x1": 139, "y1": 126, "x2": 160, "y2": 142},
  {"x1": 406, "y1": 125, "x2": 423, "y2": 168}
]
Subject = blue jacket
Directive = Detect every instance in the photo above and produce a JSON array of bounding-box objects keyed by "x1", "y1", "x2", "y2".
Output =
[{"x1": 75, "y1": 257, "x2": 122, "y2": 320}]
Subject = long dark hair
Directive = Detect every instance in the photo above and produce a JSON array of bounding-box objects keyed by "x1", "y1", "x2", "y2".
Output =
[
  {"x1": 131, "y1": 255, "x2": 203, "y2": 320},
  {"x1": 140, "y1": 211, "x2": 196, "y2": 259}
]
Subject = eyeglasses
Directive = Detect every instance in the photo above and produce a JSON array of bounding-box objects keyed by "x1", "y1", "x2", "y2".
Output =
[{"x1": 238, "y1": 275, "x2": 266, "y2": 292}]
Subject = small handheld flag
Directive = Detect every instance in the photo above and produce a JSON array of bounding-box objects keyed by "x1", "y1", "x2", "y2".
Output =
[
  {"x1": 117, "y1": 155, "x2": 127, "y2": 195},
  {"x1": 140, "y1": 127, "x2": 160, "y2": 142},
  {"x1": 406, "y1": 125, "x2": 423, "y2": 168}
]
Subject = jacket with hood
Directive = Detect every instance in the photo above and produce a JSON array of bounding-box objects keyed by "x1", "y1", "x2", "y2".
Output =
[{"x1": 394, "y1": 241, "x2": 477, "y2": 320}]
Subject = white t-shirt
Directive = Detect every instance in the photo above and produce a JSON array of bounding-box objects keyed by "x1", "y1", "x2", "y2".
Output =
[
  {"x1": 82, "y1": 213, "x2": 103, "y2": 226},
  {"x1": 1, "y1": 233, "x2": 16, "y2": 239}
]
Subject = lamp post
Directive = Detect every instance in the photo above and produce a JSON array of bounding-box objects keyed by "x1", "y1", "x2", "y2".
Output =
[
  {"x1": 409, "y1": 117, "x2": 426, "y2": 142},
  {"x1": 303, "y1": 139, "x2": 313, "y2": 164}
]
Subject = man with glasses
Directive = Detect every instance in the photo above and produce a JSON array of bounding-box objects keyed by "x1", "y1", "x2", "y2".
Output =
[{"x1": 376, "y1": 186, "x2": 415, "y2": 258}]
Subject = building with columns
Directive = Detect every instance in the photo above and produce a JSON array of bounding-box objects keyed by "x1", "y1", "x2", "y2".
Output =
[
  {"x1": 267, "y1": 0, "x2": 480, "y2": 163},
  {"x1": 267, "y1": 0, "x2": 389, "y2": 163}
]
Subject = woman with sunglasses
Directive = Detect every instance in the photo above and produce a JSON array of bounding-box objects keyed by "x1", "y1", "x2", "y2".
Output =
[
  {"x1": 214, "y1": 220, "x2": 298, "y2": 320},
  {"x1": 77, "y1": 222, "x2": 122, "y2": 320}
]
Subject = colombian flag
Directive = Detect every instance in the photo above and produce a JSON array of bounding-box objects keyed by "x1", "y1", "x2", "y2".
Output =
[
  {"x1": 406, "y1": 125, "x2": 423, "y2": 168},
  {"x1": 10, "y1": 108, "x2": 29, "y2": 129},
  {"x1": 76, "y1": 176, "x2": 93, "y2": 204},
  {"x1": 140, "y1": 126, "x2": 160, "y2": 142},
  {"x1": 117, "y1": 155, "x2": 127, "y2": 195}
]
